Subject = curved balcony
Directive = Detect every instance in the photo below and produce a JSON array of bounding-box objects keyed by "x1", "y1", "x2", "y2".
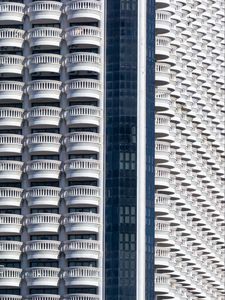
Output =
[
  {"x1": 0, "y1": 161, "x2": 23, "y2": 181},
  {"x1": 0, "y1": 28, "x2": 24, "y2": 48},
  {"x1": 0, "y1": 187, "x2": 23, "y2": 207},
  {"x1": 64, "y1": 186, "x2": 100, "y2": 207},
  {"x1": 65, "y1": 26, "x2": 101, "y2": 47},
  {"x1": 27, "y1": 54, "x2": 61, "y2": 74},
  {"x1": 63, "y1": 295, "x2": 99, "y2": 300},
  {"x1": 155, "y1": 63, "x2": 170, "y2": 85},
  {"x1": 65, "y1": 159, "x2": 100, "y2": 180},
  {"x1": 0, "y1": 134, "x2": 23, "y2": 155},
  {"x1": 155, "y1": 11, "x2": 171, "y2": 34},
  {"x1": 25, "y1": 267, "x2": 60, "y2": 287},
  {"x1": 65, "y1": 132, "x2": 100, "y2": 153},
  {"x1": 155, "y1": 194, "x2": 170, "y2": 216},
  {"x1": 27, "y1": 27, "x2": 62, "y2": 48},
  {"x1": 28, "y1": 1, "x2": 62, "y2": 23},
  {"x1": 66, "y1": 105, "x2": 100, "y2": 127},
  {"x1": 0, "y1": 214, "x2": 22, "y2": 234},
  {"x1": 25, "y1": 213, "x2": 60, "y2": 234},
  {"x1": 0, "y1": 82, "x2": 23, "y2": 101},
  {"x1": 0, "y1": 3, "x2": 24, "y2": 23},
  {"x1": 0, "y1": 107, "x2": 23, "y2": 128},
  {"x1": 63, "y1": 212, "x2": 100, "y2": 233},
  {"x1": 155, "y1": 115, "x2": 170, "y2": 137},
  {"x1": 0, "y1": 241, "x2": 22, "y2": 260},
  {"x1": 63, "y1": 267, "x2": 100, "y2": 287},
  {"x1": 26, "y1": 133, "x2": 61, "y2": 154},
  {"x1": 65, "y1": 52, "x2": 101, "y2": 73},
  {"x1": 63, "y1": 239, "x2": 100, "y2": 260},
  {"x1": 155, "y1": 89, "x2": 170, "y2": 111},
  {"x1": 155, "y1": 167, "x2": 170, "y2": 189},
  {"x1": 155, "y1": 221, "x2": 170, "y2": 241},
  {"x1": 26, "y1": 186, "x2": 61, "y2": 207},
  {"x1": 155, "y1": 141, "x2": 170, "y2": 163},
  {"x1": 0, "y1": 296, "x2": 22, "y2": 300},
  {"x1": 155, "y1": 274, "x2": 170, "y2": 294},
  {"x1": 26, "y1": 296, "x2": 60, "y2": 300},
  {"x1": 28, "y1": 106, "x2": 61, "y2": 127},
  {"x1": 66, "y1": 0, "x2": 101, "y2": 22},
  {"x1": 65, "y1": 79, "x2": 101, "y2": 100},
  {"x1": 25, "y1": 240, "x2": 60, "y2": 260},
  {"x1": 155, "y1": 37, "x2": 170, "y2": 60},
  {"x1": 26, "y1": 160, "x2": 61, "y2": 180},
  {"x1": 0, "y1": 55, "x2": 24, "y2": 75},
  {"x1": 28, "y1": 80, "x2": 61, "y2": 101},
  {"x1": 155, "y1": 247, "x2": 170, "y2": 267},
  {"x1": 0, "y1": 268, "x2": 22, "y2": 287}
]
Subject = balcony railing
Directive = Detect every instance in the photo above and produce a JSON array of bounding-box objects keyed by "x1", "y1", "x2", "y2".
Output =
[
  {"x1": 0, "y1": 187, "x2": 23, "y2": 207},
  {"x1": 27, "y1": 80, "x2": 61, "y2": 100},
  {"x1": 65, "y1": 26, "x2": 101, "y2": 46},
  {"x1": 25, "y1": 240, "x2": 60, "y2": 259},
  {"x1": 26, "y1": 160, "x2": 61, "y2": 179},
  {"x1": 63, "y1": 239, "x2": 100, "y2": 259},
  {"x1": 26, "y1": 133, "x2": 61, "y2": 154},
  {"x1": 0, "y1": 134, "x2": 23, "y2": 154},
  {"x1": 63, "y1": 295, "x2": 99, "y2": 300},
  {"x1": 0, "y1": 241, "x2": 22, "y2": 260},
  {"x1": 0, "y1": 2, "x2": 24, "y2": 22},
  {"x1": 28, "y1": 1, "x2": 62, "y2": 22},
  {"x1": 64, "y1": 159, "x2": 100, "y2": 179},
  {"x1": 63, "y1": 212, "x2": 100, "y2": 233},
  {"x1": 25, "y1": 267, "x2": 60, "y2": 286},
  {"x1": 28, "y1": 106, "x2": 61, "y2": 127},
  {"x1": 65, "y1": 132, "x2": 100, "y2": 153},
  {"x1": 64, "y1": 185, "x2": 100, "y2": 206},
  {"x1": 27, "y1": 54, "x2": 62, "y2": 73},
  {"x1": 0, "y1": 268, "x2": 22, "y2": 287},
  {"x1": 65, "y1": 105, "x2": 100, "y2": 126},
  {"x1": 65, "y1": 79, "x2": 101, "y2": 99},
  {"x1": 0, "y1": 161, "x2": 23, "y2": 180},
  {"x1": 63, "y1": 267, "x2": 100, "y2": 286},
  {"x1": 0, "y1": 55, "x2": 24, "y2": 74},
  {"x1": 0, "y1": 81, "x2": 24, "y2": 101},
  {"x1": 26, "y1": 186, "x2": 61, "y2": 207},
  {"x1": 0, "y1": 107, "x2": 23, "y2": 127},
  {"x1": 25, "y1": 213, "x2": 60, "y2": 233},
  {"x1": 27, "y1": 27, "x2": 62, "y2": 47},
  {"x1": 0, "y1": 28, "x2": 24, "y2": 47},
  {"x1": 66, "y1": 0, "x2": 101, "y2": 21},
  {"x1": 65, "y1": 52, "x2": 101, "y2": 73}
]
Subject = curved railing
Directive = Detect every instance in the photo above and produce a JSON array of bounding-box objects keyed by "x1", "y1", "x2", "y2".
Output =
[
  {"x1": 0, "y1": 241, "x2": 22, "y2": 252},
  {"x1": 63, "y1": 239, "x2": 100, "y2": 252},
  {"x1": 63, "y1": 295, "x2": 99, "y2": 300},
  {"x1": 0, "y1": 214, "x2": 22, "y2": 226},
  {"x1": 0, "y1": 81, "x2": 24, "y2": 94},
  {"x1": 156, "y1": 11, "x2": 170, "y2": 22},
  {"x1": 29, "y1": 106, "x2": 61, "y2": 119},
  {"x1": 0, "y1": 28, "x2": 24, "y2": 39},
  {"x1": 0, "y1": 296, "x2": 22, "y2": 300},
  {"x1": 28, "y1": 54, "x2": 61, "y2": 66},
  {"x1": 27, "y1": 133, "x2": 61, "y2": 145},
  {"x1": 0, "y1": 161, "x2": 23, "y2": 172},
  {"x1": 27, "y1": 27, "x2": 62, "y2": 39},
  {"x1": 155, "y1": 167, "x2": 170, "y2": 179},
  {"x1": 26, "y1": 186, "x2": 61, "y2": 199},
  {"x1": 155, "y1": 62, "x2": 170, "y2": 73},
  {"x1": 64, "y1": 159, "x2": 100, "y2": 172},
  {"x1": 66, "y1": 0, "x2": 101, "y2": 12},
  {"x1": 65, "y1": 26, "x2": 101, "y2": 39},
  {"x1": 66, "y1": 105, "x2": 100, "y2": 118},
  {"x1": 27, "y1": 160, "x2": 61, "y2": 172},
  {"x1": 0, "y1": 134, "x2": 23, "y2": 145},
  {"x1": 65, "y1": 52, "x2": 101, "y2": 66},
  {"x1": 155, "y1": 220, "x2": 170, "y2": 232},
  {"x1": 25, "y1": 267, "x2": 60, "y2": 279},
  {"x1": 26, "y1": 296, "x2": 60, "y2": 300},
  {"x1": 63, "y1": 267, "x2": 100, "y2": 279},
  {"x1": 65, "y1": 132, "x2": 100, "y2": 144},
  {"x1": 65, "y1": 79, "x2": 101, "y2": 92},
  {"x1": 156, "y1": 36, "x2": 170, "y2": 47},
  {"x1": 155, "y1": 141, "x2": 170, "y2": 153},
  {"x1": 28, "y1": 1, "x2": 62, "y2": 12},
  {"x1": 155, "y1": 247, "x2": 170, "y2": 258},
  {"x1": 64, "y1": 186, "x2": 100, "y2": 199},
  {"x1": 155, "y1": 115, "x2": 170, "y2": 126},
  {"x1": 0, "y1": 3, "x2": 24, "y2": 14},
  {"x1": 28, "y1": 80, "x2": 61, "y2": 92},
  {"x1": 155, "y1": 194, "x2": 170, "y2": 206},
  {"x1": 0, "y1": 107, "x2": 24, "y2": 119},
  {"x1": 25, "y1": 213, "x2": 60, "y2": 225},
  {"x1": 25, "y1": 240, "x2": 60, "y2": 252},
  {"x1": 0, "y1": 187, "x2": 23, "y2": 199},
  {"x1": 0, "y1": 55, "x2": 24, "y2": 66},
  {"x1": 63, "y1": 212, "x2": 100, "y2": 225},
  {"x1": 0, "y1": 268, "x2": 22, "y2": 279}
]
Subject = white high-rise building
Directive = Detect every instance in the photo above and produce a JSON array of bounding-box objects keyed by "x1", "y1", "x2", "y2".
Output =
[{"x1": 0, "y1": 0, "x2": 224, "y2": 300}]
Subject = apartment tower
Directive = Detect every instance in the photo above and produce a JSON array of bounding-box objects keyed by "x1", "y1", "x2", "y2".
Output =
[{"x1": 0, "y1": 0, "x2": 224, "y2": 300}]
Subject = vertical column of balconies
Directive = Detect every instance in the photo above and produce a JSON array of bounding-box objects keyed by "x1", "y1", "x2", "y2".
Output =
[
  {"x1": 155, "y1": 0, "x2": 225, "y2": 299},
  {"x1": 0, "y1": 2, "x2": 25, "y2": 299}
]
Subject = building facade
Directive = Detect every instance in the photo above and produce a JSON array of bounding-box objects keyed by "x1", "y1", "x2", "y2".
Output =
[{"x1": 0, "y1": 1, "x2": 224, "y2": 300}]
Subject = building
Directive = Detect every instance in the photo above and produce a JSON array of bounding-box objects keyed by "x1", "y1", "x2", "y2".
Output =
[{"x1": 0, "y1": 1, "x2": 224, "y2": 300}]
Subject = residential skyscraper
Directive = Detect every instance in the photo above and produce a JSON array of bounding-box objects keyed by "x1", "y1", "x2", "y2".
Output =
[{"x1": 0, "y1": 1, "x2": 224, "y2": 300}]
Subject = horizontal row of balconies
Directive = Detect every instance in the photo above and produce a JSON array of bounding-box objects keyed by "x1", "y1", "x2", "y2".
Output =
[
  {"x1": 0, "y1": 132, "x2": 101, "y2": 154},
  {"x1": 0, "y1": 266, "x2": 100, "y2": 287},
  {"x1": 0, "y1": 53, "x2": 101, "y2": 74},
  {"x1": 0, "y1": 239, "x2": 100, "y2": 260},
  {"x1": 0, "y1": 296, "x2": 99, "y2": 300},
  {"x1": 0, "y1": 79, "x2": 101, "y2": 101},
  {"x1": 0, "y1": 212, "x2": 100, "y2": 234},
  {"x1": 0, "y1": 0, "x2": 101, "y2": 23},
  {"x1": 0, "y1": 185, "x2": 100, "y2": 207},
  {"x1": 0, "y1": 106, "x2": 100, "y2": 128}
]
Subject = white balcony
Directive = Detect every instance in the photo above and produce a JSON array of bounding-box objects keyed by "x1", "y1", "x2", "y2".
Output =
[
  {"x1": 65, "y1": 26, "x2": 101, "y2": 47},
  {"x1": 27, "y1": 27, "x2": 62, "y2": 48},
  {"x1": 63, "y1": 295, "x2": 99, "y2": 300},
  {"x1": 155, "y1": 141, "x2": 170, "y2": 163},
  {"x1": 0, "y1": 161, "x2": 23, "y2": 181},
  {"x1": 155, "y1": 37, "x2": 170, "y2": 59},
  {"x1": 28, "y1": 1, "x2": 62, "y2": 23},
  {"x1": 63, "y1": 239, "x2": 100, "y2": 260},
  {"x1": 25, "y1": 267, "x2": 60, "y2": 287},
  {"x1": 63, "y1": 267, "x2": 100, "y2": 287},
  {"x1": 63, "y1": 212, "x2": 100, "y2": 233},
  {"x1": 25, "y1": 240, "x2": 60, "y2": 260},
  {"x1": 155, "y1": 115, "x2": 170, "y2": 137},
  {"x1": 28, "y1": 106, "x2": 61, "y2": 127},
  {"x1": 0, "y1": 241, "x2": 22, "y2": 260},
  {"x1": 0, "y1": 134, "x2": 23, "y2": 155},
  {"x1": 0, "y1": 2, "x2": 24, "y2": 23},
  {"x1": 155, "y1": 167, "x2": 170, "y2": 189},
  {"x1": 65, "y1": 79, "x2": 101, "y2": 100},
  {"x1": 26, "y1": 187, "x2": 61, "y2": 207},
  {"x1": 0, "y1": 187, "x2": 23, "y2": 207},
  {"x1": 155, "y1": 63, "x2": 170, "y2": 85},
  {"x1": 155, "y1": 247, "x2": 170, "y2": 267},
  {"x1": 25, "y1": 213, "x2": 60, "y2": 234},
  {"x1": 26, "y1": 133, "x2": 61, "y2": 154},
  {"x1": 0, "y1": 107, "x2": 23, "y2": 128},
  {"x1": 65, "y1": 159, "x2": 100, "y2": 180},
  {"x1": 64, "y1": 186, "x2": 100, "y2": 207},
  {"x1": 0, "y1": 82, "x2": 24, "y2": 101},
  {"x1": 66, "y1": 0, "x2": 101, "y2": 22},
  {"x1": 66, "y1": 105, "x2": 100, "y2": 127},
  {"x1": 0, "y1": 28, "x2": 24, "y2": 48},
  {"x1": 0, "y1": 55, "x2": 24, "y2": 75},
  {"x1": 65, "y1": 52, "x2": 101, "y2": 73},
  {"x1": 155, "y1": 89, "x2": 170, "y2": 111},
  {"x1": 155, "y1": 11, "x2": 171, "y2": 34},
  {"x1": 26, "y1": 296, "x2": 60, "y2": 300},
  {"x1": 155, "y1": 274, "x2": 170, "y2": 294},
  {"x1": 26, "y1": 160, "x2": 61, "y2": 180},
  {"x1": 155, "y1": 221, "x2": 170, "y2": 241},
  {"x1": 0, "y1": 214, "x2": 22, "y2": 234},
  {"x1": 0, "y1": 296, "x2": 22, "y2": 300},
  {"x1": 0, "y1": 268, "x2": 22, "y2": 287},
  {"x1": 27, "y1": 54, "x2": 62, "y2": 74},
  {"x1": 27, "y1": 80, "x2": 61, "y2": 101},
  {"x1": 65, "y1": 132, "x2": 100, "y2": 153}
]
